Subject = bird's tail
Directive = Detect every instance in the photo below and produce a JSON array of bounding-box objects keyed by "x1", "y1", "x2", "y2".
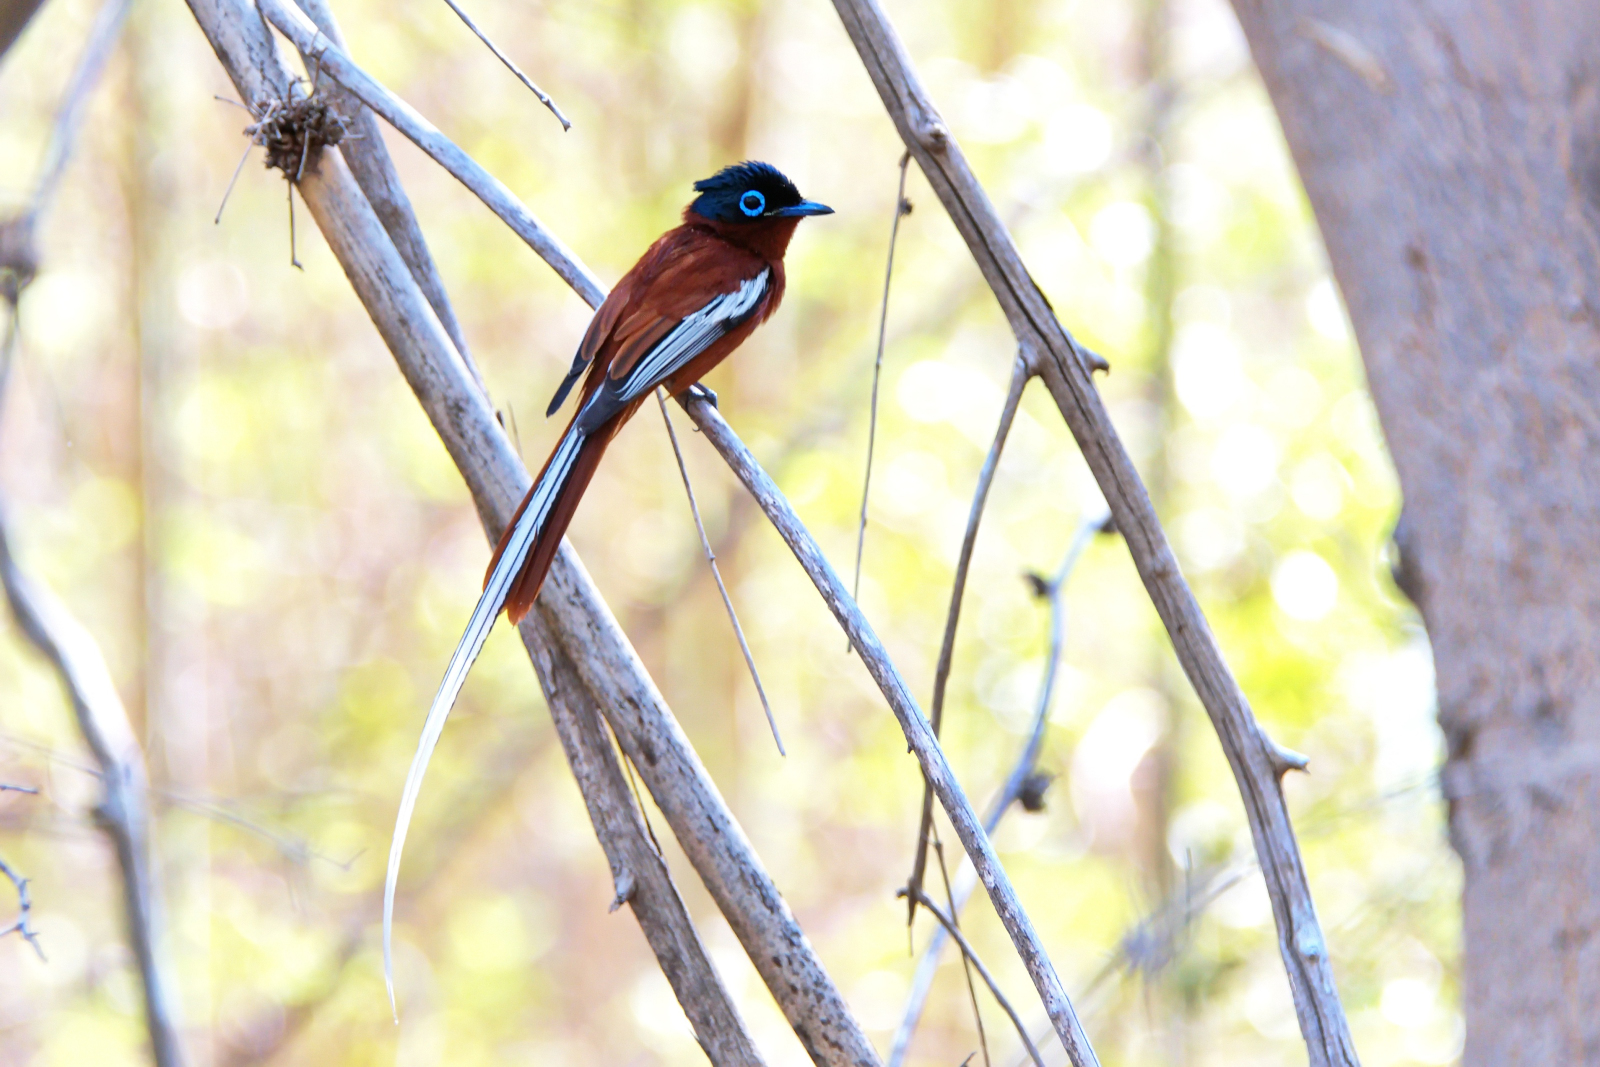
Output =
[{"x1": 384, "y1": 420, "x2": 611, "y2": 1016}]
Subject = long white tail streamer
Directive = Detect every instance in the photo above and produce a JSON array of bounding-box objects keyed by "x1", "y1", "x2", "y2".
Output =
[{"x1": 383, "y1": 426, "x2": 583, "y2": 1018}]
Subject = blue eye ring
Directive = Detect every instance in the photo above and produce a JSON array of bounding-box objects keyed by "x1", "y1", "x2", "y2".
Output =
[{"x1": 739, "y1": 190, "x2": 766, "y2": 217}]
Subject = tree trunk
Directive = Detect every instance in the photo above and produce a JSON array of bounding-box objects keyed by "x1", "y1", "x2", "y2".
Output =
[
  {"x1": 1228, "y1": 3, "x2": 1600, "y2": 1062},
  {"x1": 0, "y1": 0, "x2": 46, "y2": 63}
]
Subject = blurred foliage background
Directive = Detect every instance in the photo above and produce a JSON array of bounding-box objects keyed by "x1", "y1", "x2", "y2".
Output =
[{"x1": 0, "y1": 0, "x2": 1457, "y2": 1064}]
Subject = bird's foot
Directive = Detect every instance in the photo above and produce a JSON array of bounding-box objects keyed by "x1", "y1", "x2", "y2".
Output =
[{"x1": 686, "y1": 382, "x2": 719, "y2": 409}]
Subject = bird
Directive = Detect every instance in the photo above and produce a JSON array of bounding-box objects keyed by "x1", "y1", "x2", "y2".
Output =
[{"x1": 384, "y1": 161, "x2": 832, "y2": 1012}]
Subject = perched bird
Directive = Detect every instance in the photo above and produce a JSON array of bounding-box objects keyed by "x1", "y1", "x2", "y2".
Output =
[{"x1": 384, "y1": 161, "x2": 832, "y2": 1010}]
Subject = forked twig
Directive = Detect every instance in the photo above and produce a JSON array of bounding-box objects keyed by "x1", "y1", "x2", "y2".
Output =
[
  {"x1": 891, "y1": 508, "x2": 1110, "y2": 1067},
  {"x1": 682, "y1": 392, "x2": 1099, "y2": 1067},
  {"x1": 656, "y1": 389, "x2": 784, "y2": 755},
  {"x1": 934, "y1": 837, "x2": 990, "y2": 1067},
  {"x1": 439, "y1": 0, "x2": 571, "y2": 130},
  {"x1": 828, "y1": 2, "x2": 1353, "y2": 1062},
  {"x1": 0, "y1": 853, "x2": 43, "y2": 959},
  {"x1": 906, "y1": 352, "x2": 1029, "y2": 925},
  {"x1": 849, "y1": 151, "x2": 913, "y2": 612},
  {"x1": 896, "y1": 886, "x2": 1045, "y2": 1067},
  {"x1": 211, "y1": 3, "x2": 1088, "y2": 1062}
]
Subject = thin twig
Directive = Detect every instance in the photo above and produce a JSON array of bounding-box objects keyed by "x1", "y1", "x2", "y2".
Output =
[
  {"x1": 27, "y1": 0, "x2": 133, "y2": 223},
  {"x1": 906, "y1": 352, "x2": 1029, "y2": 925},
  {"x1": 0, "y1": 783, "x2": 39, "y2": 794},
  {"x1": 2, "y1": 36, "x2": 183, "y2": 1045},
  {"x1": 291, "y1": 0, "x2": 485, "y2": 393},
  {"x1": 0, "y1": 853, "x2": 43, "y2": 959},
  {"x1": 683, "y1": 392, "x2": 1099, "y2": 1067},
  {"x1": 189, "y1": 4, "x2": 864, "y2": 1056},
  {"x1": 438, "y1": 0, "x2": 571, "y2": 130},
  {"x1": 849, "y1": 151, "x2": 912, "y2": 616},
  {"x1": 828, "y1": 4, "x2": 1352, "y2": 1063},
  {"x1": 214, "y1": 138, "x2": 255, "y2": 223},
  {"x1": 656, "y1": 389, "x2": 783, "y2": 756},
  {"x1": 896, "y1": 886, "x2": 1044, "y2": 1067},
  {"x1": 890, "y1": 508, "x2": 1109, "y2": 1067},
  {"x1": 256, "y1": 0, "x2": 604, "y2": 306},
  {"x1": 0, "y1": 313, "x2": 186, "y2": 1067},
  {"x1": 934, "y1": 837, "x2": 989, "y2": 1067},
  {"x1": 287, "y1": 181, "x2": 302, "y2": 269}
]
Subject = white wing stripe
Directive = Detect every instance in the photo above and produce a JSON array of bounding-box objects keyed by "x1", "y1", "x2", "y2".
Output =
[
  {"x1": 613, "y1": 271, "x2": 768, "y2": 402},
  {"x1": 384, "y1": 424, "x2": 584, "y2": 1014}
]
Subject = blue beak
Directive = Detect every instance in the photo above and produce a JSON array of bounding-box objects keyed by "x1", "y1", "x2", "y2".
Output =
[{"x1": 773, "y1": 199, "x2": 834, "y2": 218}]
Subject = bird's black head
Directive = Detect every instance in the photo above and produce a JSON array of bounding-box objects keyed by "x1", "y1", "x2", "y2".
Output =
[{"x1": 688, "y1": 161, "x2": 833, "y2": 224}]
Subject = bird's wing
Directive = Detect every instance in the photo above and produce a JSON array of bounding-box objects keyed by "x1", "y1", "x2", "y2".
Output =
[
  {"x1": 545, "y1": 285, "x2": 630, "y2": 417},
  {"x1": 546, "y1": 229, "x2": 770, "y2": 418},
  {"x1": 576, "y1": 266, "x2": 770, "y2": 432}
]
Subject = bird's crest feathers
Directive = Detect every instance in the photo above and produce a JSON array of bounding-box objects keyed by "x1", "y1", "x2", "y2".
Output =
[{"x1": 690, "y1": 161, "x2": 805, "y2": 223}]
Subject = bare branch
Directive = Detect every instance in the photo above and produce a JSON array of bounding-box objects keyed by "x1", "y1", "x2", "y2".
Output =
[
  {"x1": 850, "y1": 151, "x2": 912, "y2": 609},
  {"x1": 185, "y1": 3, "x2": 876, "y2": 1059},
  {"x1": 933, "y1": 838, "x2": 989, "y2": 1067},
  {"x1": 827, "y1": 3, "x2": 1358, "y2": 1063},
  {"x1": 681, "y1": 393, "x2": 1099, "y2": 1067},
  {"x1": 0, "y1": 58, "x2": 183, "y2": 1051},
  {"x1": 890, "y1": 508, "x2": 1106, "y2": 1067},
  {"x1": 897, "y1": 886, "x2": 1045, "y2": 1067},
  {"x1": 0, "y1": 489, "x2": 185, "y2": 1067},
  {"x1": 254, "y1": 0, "x2": 605, "y2": 307},
  {"x1": 519, "y1": 613, "x2": 767, "y2": 1065},
  {"x1": 438, "y1": 0, "x2": 571, "y2": 130},
  {"x1": 28, "y1": 0, "x2": 132, "y2": 223},
  {"x1": 291, "y1": 0, "x2": 483, "y2": 391},
  {"x1": 906, "y1": 352, "x2": 1029, "y2": 927},
  {"x1": 656, "y1": 390, "x2": 783, "y2": 756}
]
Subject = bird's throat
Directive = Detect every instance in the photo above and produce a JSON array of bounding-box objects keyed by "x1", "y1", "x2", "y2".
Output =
[{"x1": 684, "y1": 210, "x2": 802, "y2": 262}]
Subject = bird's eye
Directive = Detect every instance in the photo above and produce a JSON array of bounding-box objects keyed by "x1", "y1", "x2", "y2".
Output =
[{"x1": 739, "y1": 190, "x2": 766, "y2": 217}]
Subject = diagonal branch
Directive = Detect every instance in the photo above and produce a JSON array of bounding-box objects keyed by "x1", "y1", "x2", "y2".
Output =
[
  {"x1": 519, "y1": 614, "x2": 766, "y2": 1065},
  {"x1": 438, "y1": 0, "x2": 570, "y2": 130},
  {"x1": 681, "y1": 393, "x2": 1100, "y2": 1067},
  {"x1": 0, "y1": 10, "x2": 181, "y2": 1058},
  {"x1": 255, "y1": 0, "x2": 604, "y2": 307},
  {"x1": 825, "y1": 3, "x2": 1355, "y2": 1065},
  {"x1": 891, "y1": 508, "x2": 1109, "y2": 1066},
  {"x1": 850, "y1": 150, "x2": 912, "y2": 608},
  {"x1": 187, "y1": 3, "x2": 876, "y2": 1060},
  {"x1": 897, "y1": 887, "x2": 1044, "y2": 1067},
  {"x1": 27, "y1": 0, "x2": 132, "y2": 223},
  {"x1": 247, "y1": 2, "x2": 1089, "y2": 1059},
  {"x1": 657, "y1": 390, "x2": 783, "y2": 756},
  {"x1": 0, "y1": 513, "x2": 185, "y2": 1067},
  {"x1": 906, "y1": 351, "x2": 1029, "y2": 926},
  {"x1": 291, "y1": 0, "x2": 482, "y2": 392}
]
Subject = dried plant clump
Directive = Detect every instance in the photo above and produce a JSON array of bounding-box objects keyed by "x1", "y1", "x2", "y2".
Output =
[{"x1": 248, "y1": 93, "x2": 347, "y2": 180}]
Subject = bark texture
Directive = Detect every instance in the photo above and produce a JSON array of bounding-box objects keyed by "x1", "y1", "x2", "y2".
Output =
[
  {"x1": 1229, "y1": 3, "x2": 1600, "y2": 1062},
  {"x1": 0, "y1": 0, "x2": 46, "y2": 63}
]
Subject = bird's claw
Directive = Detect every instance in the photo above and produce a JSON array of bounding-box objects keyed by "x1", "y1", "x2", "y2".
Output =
[{"x1": 686, "y1": 382, "x2": 719, "y2": 409}]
